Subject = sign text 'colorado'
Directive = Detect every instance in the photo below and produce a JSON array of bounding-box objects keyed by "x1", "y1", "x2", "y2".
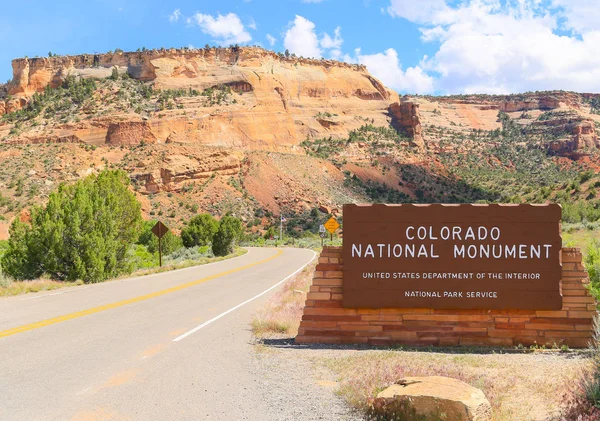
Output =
[{"x1": 342, "y1": 204, "x2": 562, "y2": 310}]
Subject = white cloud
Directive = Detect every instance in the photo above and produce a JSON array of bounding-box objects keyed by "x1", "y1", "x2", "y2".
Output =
[
  {"x1": 386, "y1": 0, "x2": 600, "y2": 94},
  {"x1": 266, "y1": 34, "x2": 276, "y2": 46},
  {"x1": 320, "y1": 26, "x2": 342, "y2": 49},
  {"x1": 551, "y1": 0, "x2": 600, "y2": 34},
  {"x1": 169, "y1": 9, "x2": 181, "y2": 23},
  {"x1": 349, "y1": 48, "x2": 435, "y2": 94},
  {"x1": 302, "y1": 0, "x2": 327, "y2": 3},
  {"x1": 190, "y1": 12, "x2": 252, "y2": 45},
  {"x1": 284, "y1": 15, "x2": 322, "y2": 57},
  {"x1": 283, "y1": 16, "x2": 345, "y2": 59},
  {"x1": 248, "y1": 18, "x2": 257, "y2": 30}
]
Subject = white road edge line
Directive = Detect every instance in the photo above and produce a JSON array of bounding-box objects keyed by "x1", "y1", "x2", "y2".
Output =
[{"x1": 173, "y1": 250, "x2": 317, "y2": 342}]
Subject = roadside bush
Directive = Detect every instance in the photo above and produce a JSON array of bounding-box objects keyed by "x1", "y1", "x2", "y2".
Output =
[
  {"x1": 212, "y1": 215, "x2": 243, "y2": 256},
  {"x1": 1, "y1": 170, "x2": 142, "y2": 283},
  {"x1": 181, "y1": 214, "x2": 218, "y2": 248},
  {"x1": 137, "y1": 220, "x2": 183, "y2": 255},
  {"x1": 585, "y1": 241, "x2": 600, "y2": 300},
  {"x1": 165, "y1": 245, "x2": 213, "y2": 264}
]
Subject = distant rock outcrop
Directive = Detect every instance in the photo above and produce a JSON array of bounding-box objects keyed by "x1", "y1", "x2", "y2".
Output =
[{"x1": 389, "y1": 101, "x2": 424, "y2": 148}]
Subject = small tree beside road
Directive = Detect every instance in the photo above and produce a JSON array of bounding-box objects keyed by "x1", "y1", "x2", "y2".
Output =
[
  {"x1": 212, "y1": 215, "x2": 243, "y2": 256},
  {"x1": 1, "y1": 170, "x2": 142, "y2": 283}
]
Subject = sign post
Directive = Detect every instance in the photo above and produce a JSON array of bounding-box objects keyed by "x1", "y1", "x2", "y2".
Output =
[
  {"x1": 151, "y1": 221, "x2": 169, "y2": 267},
  {"x1": 324, "y1": 217, "x2": 340, "y2": 242},
  {"x1": 319, "y1": 224, "x2": 326, "y2": 246}
]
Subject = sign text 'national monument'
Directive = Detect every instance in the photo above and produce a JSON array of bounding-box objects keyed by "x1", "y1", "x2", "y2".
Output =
[{"x1": 342, "y1": 204, "x2": 562, "y2": 310}]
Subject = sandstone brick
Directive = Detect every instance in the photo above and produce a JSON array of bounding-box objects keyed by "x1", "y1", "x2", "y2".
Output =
[
  {"x1": 562, "y1": 271, "x2": 589, "y2": 278},
  {"x1": 494, "y1": 323, "x2": 525, "y2": 330},
  {"x1": 564, "y1": 296, "x2": 595, "y2": 304},
  {"x1": 530, "y1": 317, "x2": 591, "y2": 325},
  {"x1": 329, "y1": 258, "x2": 339, "y2": 264},
  {"x1": 588, "y1": 304, "x2": 598, "y2": 311},
  {"x1": 563, "y1": 289, "x2": 588, "y2": 296},
  {"x1": 304, "y1": 329, "x2": 355, "y2": 337},
  {"x1": 302, "y1": 315, "x2": 362, "y2": 322},
  {"x1": 561, "y1": 253, "x2": 582, "y2": 263},
  {"x1": 433, "y1": 309, "x2": 490, "y2": 315},
  {"x1": 439, "y1": 337, "x2": 460, "y2": 346},
  {"x1": 313, "y1": 271, "x2": 324, "y2": 278},
  {"x1": 324, "y1": 271, "x2": 343, "y2": 278},
  {"x1": 543, "y1": 331, "x2": 591, "y2": 338},
  {"x1": 340, "y1": 324, "x2": 382, "y2": 332},
  {"x1": 388, "y1": 331, "x2": 419, "y2": 340},
  {"x1": 524, "y1": 323, "x2": 574, "y2": 331},
  {"x1": 361, "y1": 315, "x2": 403, "y2": 322},
  {"x1": 535, "y1": 310, "x2": 567, "y2": 318},
  {"x1": 309, "y1": 286, "x2": 320, "y2": 292},
  {"x1": 575, "y1": 324, "x2": 594, "y2": 331},
  {"x1": 320, "y1": 287, "x2": 342, "y2": 293},
  {"x1": 494, "y1": 317, "x2": 509, "y2": 323},
  {"x1": 312, "y1": 300, "x2": 342, "y2": 308},
  {"x1": 384, "y1": 325, "x2": 453, "y2": 332},
  {"x1": 306, "y1": 292, "x2": 330, "y2": 301},
  {"x1": 316, "y1": 263, "x2": 343, "y2": 272},
  {"x1": 508, "y1": 317, "x2": 531, "y2": 323},
  {"x1": 299, "y1": 321, "x2": 338, "y2": 329},
  {"x1": 403, "y1": 314, "x2": 493, "y2": 322},
  {"x1": 568, "y1": 310, "x2": 597, "y2": 319},
  {"x1": 370, "y1": 321, "x2": 404, "y2": 326},
  {"x1": 488, "y1": 329, "x2": 541, "y2": 338},
  {"x1": 318, "y1": 257, "x2": 328, "y2": 264},
  {"x1": 313, "y1": 278, "x2": 342, "y2": 287},
  {"x1": 331, "y1": 293, "x2": 343, "y2": 300},
  {"x1": 303, "y1": 307, "x2": 357, "y2": 316}
]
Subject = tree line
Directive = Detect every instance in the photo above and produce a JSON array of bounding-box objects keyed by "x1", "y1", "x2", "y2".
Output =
[{"x1": 1, "y1": 170, "x2": 243, "y2": 283}]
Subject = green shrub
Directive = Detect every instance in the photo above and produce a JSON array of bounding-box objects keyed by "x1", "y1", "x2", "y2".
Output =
[
  {"x1": 1, "y1": 170, "x2": 142, "y2": 283},
  {"x1": 212, "y1": 215, "x2": 243, "y2": 256},
  {"x1": 137, "y1": 220, "x2": 183, "y2": 255},
  {"x1": 585, "y1": 241, "x2": 600, "y2": 300},
  {"x1": 181, "y1": 214, "x2": 219, "y2": 248}
]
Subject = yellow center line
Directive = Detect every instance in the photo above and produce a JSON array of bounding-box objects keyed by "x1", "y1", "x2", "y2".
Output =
[{"x1": 0, "y1": 249, "x2": 284, "y2": 339}]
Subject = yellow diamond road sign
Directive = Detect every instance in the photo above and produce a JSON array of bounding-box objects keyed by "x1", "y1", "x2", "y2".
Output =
[{"x1": 324, "y1": 217, "x2": 340, "y2": 234}]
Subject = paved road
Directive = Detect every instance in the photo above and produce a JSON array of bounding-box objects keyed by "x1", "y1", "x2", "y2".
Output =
[{"x1": 0, "y1": 247, "x2": 316, "y2": 421}]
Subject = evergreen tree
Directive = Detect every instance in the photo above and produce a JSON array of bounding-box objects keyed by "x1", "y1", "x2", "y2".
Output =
[
  {"x1": 1, "y1": 170, "x2": 142, "y2": 283},
  {"x1": 212, "y1": 216, "x2": 243, "y2": 256},
  {"x1": 138, "y1": 220, "x2": 183, "y2": 255},
  {"x1": 181, "y1": 214, "x2": 218, "y2": 248}
]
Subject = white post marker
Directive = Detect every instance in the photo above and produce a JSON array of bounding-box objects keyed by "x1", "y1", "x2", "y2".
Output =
[{"x1": 173, "y1": 250, "x2": 317, "y2": 342}]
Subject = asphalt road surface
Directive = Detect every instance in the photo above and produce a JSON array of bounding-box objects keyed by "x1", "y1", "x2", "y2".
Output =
[{"x1": 0, "y1": 247, "x2": 317, "y2": 421}]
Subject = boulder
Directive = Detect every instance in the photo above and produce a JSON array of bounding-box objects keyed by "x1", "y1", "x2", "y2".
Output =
[{"x1": 371, "y1": 376, "x2": 491, "y2": 421}]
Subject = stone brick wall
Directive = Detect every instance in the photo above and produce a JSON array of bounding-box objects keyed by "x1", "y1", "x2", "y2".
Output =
[{"x1": 295, "y1": 247, "x2": 597, "y2": 347}]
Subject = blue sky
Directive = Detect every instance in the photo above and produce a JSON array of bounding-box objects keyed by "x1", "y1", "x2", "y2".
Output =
[{"x1": 1, "y1": 0, "x2": 599, "y2": 94}]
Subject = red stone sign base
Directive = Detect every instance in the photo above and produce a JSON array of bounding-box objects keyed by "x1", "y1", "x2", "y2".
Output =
[{"x1": 295, "y1": 247, "x2": 597, "y2": 348}]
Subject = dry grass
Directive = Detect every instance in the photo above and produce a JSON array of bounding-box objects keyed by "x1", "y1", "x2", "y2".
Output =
[
  {"x1": 0, "y1": 278, "x2": 83, "y2": 297},
  {"x1": 126, "y1": 247, "x2": 247, "y2": 278},
  {"x1": 0, "y1": 248, "x2": 247, "y2": 297},
  {"x1": 251, "y1": 259, "x2": 316, "y2": 337},
  {"x1": 322, "y1": 349, "x2": 591, "y2": 421}
]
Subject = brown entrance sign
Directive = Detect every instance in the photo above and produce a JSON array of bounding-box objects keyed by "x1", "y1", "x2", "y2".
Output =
[{"x1": 342, "y1": 204, "x2": 562, "y2": 310}]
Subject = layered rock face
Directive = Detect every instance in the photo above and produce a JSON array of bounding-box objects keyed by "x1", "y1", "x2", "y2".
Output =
[
  {"x1": 132, "y1": 150, "x2": 241, "y2": 193},
  {"x1": 3, "y1": 47, "x2": 399, "y2": 151}
]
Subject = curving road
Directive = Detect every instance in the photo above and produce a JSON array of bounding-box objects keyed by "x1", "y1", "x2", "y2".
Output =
[{"x1": 0, "y1": 247, "x2": 316, "y2": 421}]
